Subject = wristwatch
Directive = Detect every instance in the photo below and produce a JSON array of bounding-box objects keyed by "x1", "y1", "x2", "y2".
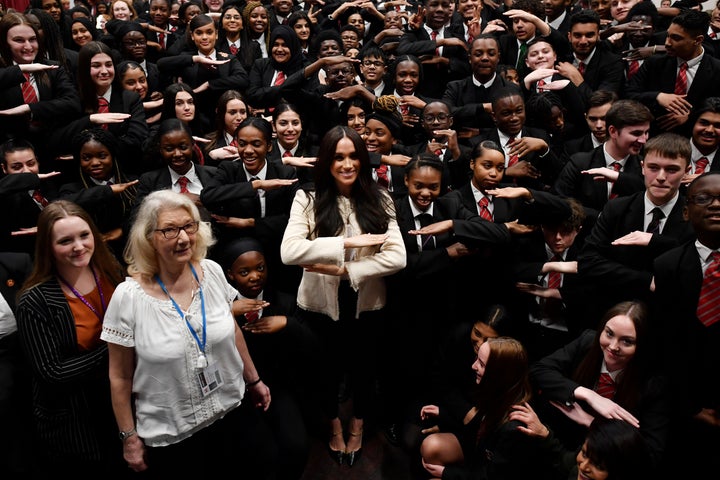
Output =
[
  {"x1": 119, "y1": 427, "x2": 137, "y2": 441},
  {"x1": 328, "y1": 14, "x2": 333, "y2": 20}
]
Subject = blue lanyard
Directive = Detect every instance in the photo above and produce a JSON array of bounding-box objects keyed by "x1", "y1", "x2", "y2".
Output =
[
  {"x1": 155, "y1": 263, "x2": 206, "y2": 356},
  {"x1": 58, "y1": 265, "x2": 107, "y2": 321}
]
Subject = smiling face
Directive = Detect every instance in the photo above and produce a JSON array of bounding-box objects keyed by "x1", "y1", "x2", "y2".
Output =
[
  {"x1": 227, "y1": 250, "x2": 266, "y2": 298},
  {"x1": 223, "y1": 98, "x2": 248, "y2": 135},
  {"x1": 346, "y1": 105, "x2": 366, "y2": 134},
  {"x1": 492, "y1": 95, "x2": 525, "y2": 136},
  {"x1": 394, "y1": 60, "x2": 420, "y2": 96},
  {"x1": 318, "y1": 39, "x2": 341, "y2": 57},
  {"x1": 160, "y1": 128, "x2": 194, "y2": 175},
  {"x1": 331, "y1": 136, "x2": 360, "y2": 196},
  {"x1": 471, "y1": 341, "x2": 490, "y2": 384},
  {"x1": 406, "y1": 165, "x2": 442, "y2": 212},
  {"x1": 153, "y1": 207, "x2": 196, "y2": 271},
  {"x1": 271, "y1": 37, "x2": 291, "y2": 64},
  {"x1": 692, "y1": 111, "x2": 720, "y2": 155},
  {"x1": 174, "y1": 90, "x2": 195, "y2": 122},
  {"x1": 52, "y1": 215, "x2": 95, "y2": 274},
  {"x1": 222, "y1": 7, "x2": 243, "y2": 35},
  {"x1": 526, "y1": 40, "x2": 557, "y2": 70},
  {"x1": 470, "y1": 147, "x2": 505, "y2": 191},
  {"x1": 576, "y1": 441, "x2": 609, "y2": 480},
  {"x1": 204, "y1": 0, "x2": 224, "y2": 13},
  {"x1": 90, "y1": 53, "x2": 115, "y2": 94},
  {"x1": 71, "y1": 21, "x2": 93, "y2": 48},
  {"x1": 274, "y1": 110, "x2": 302, "y2": 150},
  {"x1": 42, "y1": 0, "x2": 62, "y2": 22},
  {"x1": 364, "y1": 118, "x2": 395, "y2": 155},
  {"x1": 293, "y1": 18, "x2": 311, "y2": 43},
  {"x1": 425, "y1": 0, "x2": 453, "y2": 30},
  {"x1": 112, "y1": 0, "x2": 133, "y2": 20},
  {"x1": 608, "y1": 123, "x2": 649, "y2": 156},
  {"x1": 7, "y1": 24, "x2": 38, "y2": 64},
  {"x1": 191, "y1": 21, "x2": 217, "y2": 55},
  {"x1": 599, "y1": 314, "x2": 637, "y2": 372},
  {"x1": 684, "y1": 174, "x2": 720, "y2": 246},
  {"x1": 236, "y1": 125, "x2": 270, "y2": 174},
  {"x1": 249, "y1": 6, "x2": 269, "y2": 34},
  {"x1": 79, "y1": 139, "x2": 114, "y2": 181},
  {"x1": 610, "y1": 0, "x2": 640, "y2": 23},
  {"x1": 569, "y1": 22, "x2": 599, "y2": 60},
  {"x1": 470, "y1": 38, "x2": 500, "y2": 83},
  {"x1": 121, "y1": 65, "x2": 148, "y2": 99}
]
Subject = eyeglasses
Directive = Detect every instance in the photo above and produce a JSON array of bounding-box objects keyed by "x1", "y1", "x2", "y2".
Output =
[
  {"x1": 687, "y1": 193, "x2": 720, "y2": 206},
  {"x1": 326, "y1": 67, "x2": 354, "y2": 76},
  {"x1": 423, "y1": 113, "x2": 451, "y2": 123},
  {"x1": 362, "y1": 60, "x2": 384, "y2": 68},
  {"x1": 224, "y1": 14, "x2": 242, "y2": 20},
  {"x1": 155, "y1": 221, "x2": 200, "y2": 239},
  {"x1": 123, "y1": 39, "x2": 147, "y2": 47}
]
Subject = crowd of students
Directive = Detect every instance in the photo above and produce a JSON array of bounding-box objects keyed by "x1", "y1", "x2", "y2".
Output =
[{"x1": 1, "y1": 0, "x2": 720, "y2": 478}]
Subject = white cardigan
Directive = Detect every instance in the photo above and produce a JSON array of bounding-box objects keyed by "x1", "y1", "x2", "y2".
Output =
[{"x1": 280, "y1": 189, "x2": 406, "y2": 320}]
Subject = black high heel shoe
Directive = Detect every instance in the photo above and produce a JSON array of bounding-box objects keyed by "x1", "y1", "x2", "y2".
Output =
[
  {"x1": 328, "y1": 430, "x2": 344, "y2": 466},
  {"x1": 345, "y1": 429, "x2": 363, "y2": 467}
]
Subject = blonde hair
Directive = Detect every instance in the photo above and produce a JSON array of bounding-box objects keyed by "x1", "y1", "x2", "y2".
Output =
[{"x1": 125, "y1": 190, "x2": 215, "y2": 278}]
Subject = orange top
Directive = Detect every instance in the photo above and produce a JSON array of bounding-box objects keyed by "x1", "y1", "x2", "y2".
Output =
[{"x1": 64, "y1": 275, "x2": 116, "y2": 351}]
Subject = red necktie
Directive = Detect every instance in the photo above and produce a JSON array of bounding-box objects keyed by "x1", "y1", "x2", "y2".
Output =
[
  {"x1": 98, "y1": 97, "x2": 110, "y2": 113},
  {"x1": 595, "y1": 372, "x2": 616, "y2": 399},
  {"x1": 627, "y1": 60, "x2": 639, "y2": 79},
  {"x1": 711, "y1": 31, "x2": 718, "y2": 39},
  {"x1": 22, "y1": 73, "x2": 38, "y2": 104},
  {"x1": 696, "y1": 156, "x2": 709, "y2": 174},
  {"x1": 31, "y1": 189, "x2": 49, "y2": 208},
  {"x1": 507, "y1": 137, "x2": 519, "y2": 168},
  {"x1": 430, "y1": 30, "x2": 440, "y2": 56},
  {"x1": 433, "y1": 148, "x2": 443, "y2": 157},
  {"x1": 608, "y1": 161, "x2": 621, "y2": 199},
  {"x1": 245, "y1": 310, "x2": 259, "y2": 322},
  {"x1": 229, "y1": 44, "x2": 238, "y2": 55},
  {"x1": 177, "y1": 176, "x2": 189, "y2": 193},
  {"x1": 537, "y1": 79, "x2": 546, "y2": 92},
  {"x1": 547, "y1": 254, "x2": 562, "y2": 290},
  {"x1": 376, "y1": 165, "x2": 389, "y2": 189},
  {"x1": 274, "y1": 70, "x2": 286, "y2": 86},
  {"x1": 158, "y1": 32, "x2": 165, "y2": 49},
  {"x1": 674, "y1": 62, "x2": 688, "y2": 95},
  {"x1": 577, "y1": 62, "x2": 586, "y2": 76},
  {"x1": 697, "y1": 252, "x2": 720, "y2": 327},
  {"x1": 283, "y1": 150, "x2": 292, "y2": 158},
  {"x1": 477, "y1": 196, "x2": 492, "y2": 221},
  {"x1": 399, "y1": 104, "x2": 409, "y2": 116},
  {"x1": 230, "y1": 138, "x2": 238, "y2": 148}
]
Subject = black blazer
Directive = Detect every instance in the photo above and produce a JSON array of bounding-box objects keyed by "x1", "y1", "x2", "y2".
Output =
[
  {"x1": 134, "y1": 164, "x2": 219, "y2": 209},
  {"x1": 246, "y1": 57, "x2": 307, "y2": 109},
  {"x1": 564, "y1": 134, "x2": 596, "y2": 157},
  {"x1": 267, "y1": 138, "x2": 318, "y2": 189},
  {"x1": 575, "y1": 45, "x2": 625, "y2": 102},
  {"x1": 442, "y1": 74, "x2": 522, "y2": 132},
  {"x1": 0, "y1": 252, "x2": 32, "y2": 313}
]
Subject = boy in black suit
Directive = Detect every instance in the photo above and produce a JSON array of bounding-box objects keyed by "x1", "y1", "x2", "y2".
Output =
[
  {"x1": 682, "y1": 96, "x2": 720, "y2": 186},
  {"x1": 565, "y1": 89, "x2": 617, "y2": 156}
]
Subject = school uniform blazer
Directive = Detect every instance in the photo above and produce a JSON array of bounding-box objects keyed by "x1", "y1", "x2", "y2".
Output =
[
  {"x1": 246, "y1": 57, "x2": 307, "y2": 109},
  {"x1": 280, "y1": 189, "x2": 406, "y2": 321},
  {"x1": 653, "y1": 241, "x2": 720, "y2": 418},
  {"x1": 0, "y1": 252, "x2": 32, "y2": 314},
  {"x1": 58, "y1": 178, "x2": 137, "y2": 235},
  {"x1": 530, "y1": 329, "x2": 670, "y2": 467},
  {"x1": 626, "y1": 53, "x2": 720, "y2": 132},
  {"x1": 564, "y1": 133, "x2": 595, "y2": 157},
  {"x1": 134, "y1": 164, "x2": 219, "y2": 209},
  {"x1": 16, "y1": 279, "x2": 116, "y2": 461},
  {"x1": 0, "y1": 62, "x2": 80, "y2": 146},
  {"x1": 553, "y1": 145, "x2": 645, "y2": 221},
  {"x1": 442, "y1": 74, "x2": 521, "y2": 131},
  {"x1": 524, "y1": 72, "x2": 587, "y2": 132},
  {"x1": 267, "y1": 138, "x2": 318, "y2": 188},
  {"x1": 578, "y1": 191, "x2": 694, "y2": 306},
  {"x1": 396, "y1": 26, "x2": 471, "y2": 100},
  {"x1": 406, "y1": 141, "x2": 472, "y2": 190},
  {"x1": 575, "y1": 45, "x2": 625, "y2": 102}
]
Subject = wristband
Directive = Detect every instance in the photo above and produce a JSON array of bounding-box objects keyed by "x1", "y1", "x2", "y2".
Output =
[{"x1": 246, "y1": 378, "x2": 262, "y2": 387}]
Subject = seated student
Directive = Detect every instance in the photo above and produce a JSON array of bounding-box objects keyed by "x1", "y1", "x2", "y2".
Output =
[
  {"x1": 406, "y1": 100, "x2": 472, "y2": 190},
  {"x1": 387, "y1": 54, "x2": 432, "y2": 147},
  {"x1": 511, "y1": 196, "x2": 589, "y2": 361},
  {"x1": 565, "y1": 89, "x2": 617, "y2": 156},
  {"x1": 470, "y1": 87, "x2": 563, "y2": 192},
  {"x1": 220, "y1": 237, "x2": 312, "y2": 480},
  {"x1": 653, "y1": 171, "x2": 720, "y2": 478},
  {"x1": 396, "y1": 0, "x2": 471, "y2": 100},
  {"x1": 578, "y1": 133, "x2": 695, "y2": 326},
  {"x1": 681, "y1": 97, "x2": 720, "y2": 188},
  {"x1": 530, "y1": 300, "x2": 670, "y2": 472},
  {"x1": 267, "y1": 103, "x2": 318, "y2": 189},
  {"x1": 357, "y1": 45, "x2": 393, "y2": 98},
  {"x1": 0, "y1": 139, "x2": 60, "y2": 256},
  {"x1": 626, "y1": 10, "x2": 720, "y2": 136},
  {"x1": 553, "y1": 99, "x2": 649, "y2": 230},
  {"x1": 610, "y1": 1, "x2": 666, "y2": 79},
  {"x1": 442, "y1": 34, "x2": 522, "y2": 137}
]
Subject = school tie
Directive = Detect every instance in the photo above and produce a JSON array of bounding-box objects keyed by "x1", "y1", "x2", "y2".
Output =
[
  {"x1": 229, "y1": 43, "x2": 238, "y2": 55},
  {"x1": 608, "y1": 161, "x2": 622, "y2": 199},
  {"x1": 97, "y1": 97, "x2": 110, "y2": 113},
  {"x1": 177, "y1": 176, "x2": 189, "y2": 193},
  {"x1": 516, "y1": 42, "x2": 528, "y2": 70},
  {"x1": 595, "y1": 373, "x2": 616, "y2": 399},
  {"x1": 158, "y1": 32, "x2": 166, "y2": 49},
  {"x1": 399, "y1": 103, "x2": 409, "y2": 116},
  {"x1": 711, "y1": 31, "x2": 718, "y2": 39},
  {"x1": 433, "y1": 148, "x2": 443, "y2": 157},
  {"x1": 695, "y1": 156, "x2": 709, "y2": 174},
  {"x1": 627, "y1": 60, "x2": 640, "y2": 80},
  {"x1": 31, "y1": 189, "x2": 49, "y2": 208},
  {"x1": 577, "y1": 61, "x2": 586, "y2": 76},
  {"x1": 416, "y1": 213, "x2": 435, "y2": 250},
  {"x1": 547, "y1": 254, "x2": 562, "y2": 290},
  {"x1": 467, "y1": 32, "x2": 474, "y2": 45},
  {"x1": 245, "y1": 310, "x2": 259, "y2": 322},
  {"x1": 645, "y1": 207, "x2": 665, "y2": 234},
  {"x1": 697, "y1": 252, "x2": 720, "y2": 327},
  {"x1": 230, "y1": 137, "x2": 238, "y2": 148},
  {"x1": 22, "y1": 73, "x2": 38, "y2": 104},
  {"x1": 507, "y1": 137, "x2": 519, "y2": 168},
  {"x1": 274, "y1": 70, "x2": 286, "y2": 86},
  {"x1": 537, "y1": 79, "x2": 545, "y2": 92},
  {"x1": 430, "y1": 30, "x2": 440, "y2": 56},
  {"x1": 477, "y1": 196, "x2": 493, "y2": 221},
  {"x1": 376, "y1": 165, "x2": 390, "y2": 189},
  {"x1": 283, "y1": 150, "x2": 292, "y2": 158},
  {"x1": 674, "y1": 62, "x2": 688, "y2": 95}
]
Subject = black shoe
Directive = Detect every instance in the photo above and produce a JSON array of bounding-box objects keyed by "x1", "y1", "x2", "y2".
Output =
[
  {"x1": 345, "y1": 447, "x2": 362, "y2": 467},
  {"x1": 383, "y1": 423, "x2": 400, "y2": 446},
  {"x1": 327, "y1": 444, "x2": 344, "y2": 466}
]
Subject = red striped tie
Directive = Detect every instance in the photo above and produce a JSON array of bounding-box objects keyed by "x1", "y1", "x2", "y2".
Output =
[
  {"x1": 245, "y1": 310, "x2": 259, "y2": 322},
  {"x1": 697, "y1": 252, "x2": 720, "y2": 327},
  {"x1": 430, "y1": 30, "x2": 440, "y2": 56},
  {"x1": 608, "y1": 161, "x2": 621, "y2": 199},
  {"x1": 97, "y1": 97, "x2": 110, "y2": 129},
  {"x1": 22, "y1": 73, "x2": 38, "y2": 104},
  {"x1": 274, "y1": 70, "x2": 286, "y2": 86},
  {"x1": 595, "y1": 372, "x2": 616, "y2": 399},
  {"x1": 229, "y1": 44, "x2": 238, "y2": 55},
  {"x1": 507, "y1": 137, "x2": 519, "y2": 168},
  {"x1": 376, "y1": 165, "x2": 389, "y2": 189},
  {"x1": 577, "y1": 62, "x2": 586, "y2": 76},
  {"x1": 158, "y1": 32, "x2": 165, "y2": 49},
  {"x1": 627, "y1": 60, "x2": 640, "y2": 79},
  {"x1": 547, "y1": 254, "x2": 562, "y2": 290},
  {"x1": 674, "y1": 62, "x2": 688, "y2": 95},
  {"x1": 31, "y1": 189, "x2": 49, "y2": 208},
  {"x1": 283, "y1": 150, "x2": 292, "y2": 158},
  {"x1": 477, "y1": 196, "x2": 492, "y2": 221},
  {"x1": 177, "y1": 176, "x2": 189, "y2": 193},
  {"x1": 696, "y1": 157, "x2": 709, "y2": 174},
  {"x1": 537, "y1": 79, "x2": 545, "y2": 92}
]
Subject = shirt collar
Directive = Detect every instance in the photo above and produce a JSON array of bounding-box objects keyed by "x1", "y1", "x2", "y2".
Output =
[
  {"x1": 643, "y1": 191, "x2": 679, "y2": 218},
  {"x1": 243, "y1": 162, "x2": 267, "y2": 180},
  {"x1": 472, "y1": 73, "x2": 496, "y2": 88},
  {"x1": 169, "y1": 163, "x2": 198, "y2": 184},
  {"x1": 409, "y1": 197, "x2": 434, "y2": 218}
]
